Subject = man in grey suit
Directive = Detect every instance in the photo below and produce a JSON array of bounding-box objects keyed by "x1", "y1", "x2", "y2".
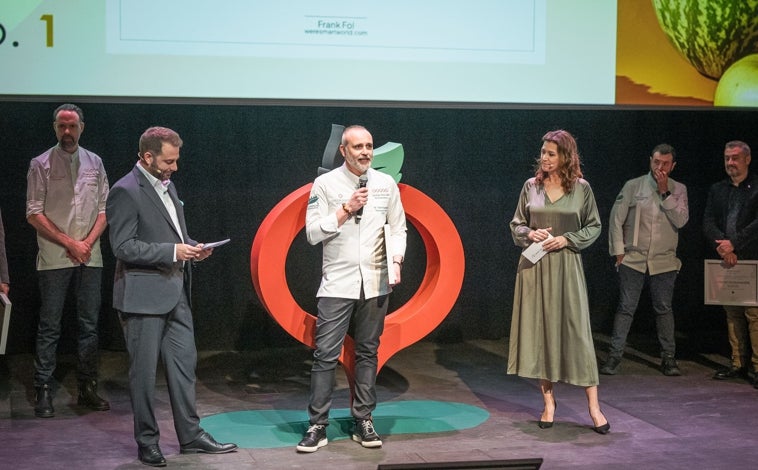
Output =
[{"x1": 106, "y1": 126, "x2": 237, "y2": 467}]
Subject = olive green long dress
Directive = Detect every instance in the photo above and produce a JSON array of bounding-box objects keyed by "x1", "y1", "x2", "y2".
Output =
[{"x1": 508, "y1": 177, "x2": 602, "y2": 386}]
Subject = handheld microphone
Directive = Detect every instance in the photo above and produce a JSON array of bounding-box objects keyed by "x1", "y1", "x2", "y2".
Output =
[{"x1": 356, "y1": 174, "x2": 368, "y2": 223}]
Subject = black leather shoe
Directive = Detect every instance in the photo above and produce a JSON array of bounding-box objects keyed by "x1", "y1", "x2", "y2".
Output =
[
  {"x1": 713, "y1": 365, "x2": 747, "y2": 380},
  {"x1": 661, "y1": 357, "x2": 682, "y2": 376},
  {"x1": 138, "y1": 444, "x2": 166, "y2": 467},
  {"x1": 352, "y1": 418, "x2": 382, "y2": 448},
  {"x1": 599, "y1": 356, "x2": 621, "y2": 375},
  {"x1": 180, "y1": 431, "x2": 238, "y2": 454},
  {"x1": 296, "y1": 424, "x2": 328, "y2": 452},
  {"x1": 34, "y1": 384, "x2": 55, "y2": 418},
  {"x1": 78, "y1": 379, "x2": 110, "y2": 411}
]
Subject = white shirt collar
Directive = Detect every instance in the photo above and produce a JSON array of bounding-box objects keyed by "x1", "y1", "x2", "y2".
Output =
[{"x1": 135, "y1": 162, "x2": 170, "y2": 191}]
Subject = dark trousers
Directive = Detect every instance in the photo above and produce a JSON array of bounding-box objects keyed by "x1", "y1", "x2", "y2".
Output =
[
  {"x1": 120, "y1": 290, "x2": 202, "y2": 447},
  {"x1": 34, "y1": 266, "x2": 102, "y2": 387},
  {"x1": 609, "y1": 265, "x2": 677, "y2": 359},
  {"x1": 308, "y1": 295, "x2": 388, "y2": 425}
]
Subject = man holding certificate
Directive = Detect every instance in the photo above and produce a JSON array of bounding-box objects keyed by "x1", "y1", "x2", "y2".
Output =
[{"x1": 703, "y1": 140, "x2": 758, "y2": 388}]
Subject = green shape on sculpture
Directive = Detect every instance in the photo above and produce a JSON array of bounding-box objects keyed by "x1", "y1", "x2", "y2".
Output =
[{"x1": 372, "y1": 142, "x2": 404, "y2": 183}]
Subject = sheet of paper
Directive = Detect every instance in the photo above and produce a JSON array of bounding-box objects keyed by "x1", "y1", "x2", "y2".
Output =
[
  {"x1": 0, "y1": 293, "x2": 11, "y2": 355},
  {"x1": 521, "y1": 234, "x2": 553, "y2": 264},
  {"x1": 384, "y1": 224, "x2": 397, "y2": 285},
  {"x1": 202, "y1": 238, "x2": 230, "y2": 249}
]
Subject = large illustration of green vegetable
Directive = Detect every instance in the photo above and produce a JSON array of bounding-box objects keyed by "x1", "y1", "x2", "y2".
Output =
[{"x1": 651, "y1": 0, "x2": 758, "y2": 80}]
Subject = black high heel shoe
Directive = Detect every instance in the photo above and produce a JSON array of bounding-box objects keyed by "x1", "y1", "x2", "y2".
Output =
[
  {"x1": 591, "y1": 414, "x2": 610, "y2": 434},
  {"x1": 592, "y1": 422, "x2": 610, "y2": 434},
  {"x1": 537, "y1": 401, "x2": 557, "y2": 429}
]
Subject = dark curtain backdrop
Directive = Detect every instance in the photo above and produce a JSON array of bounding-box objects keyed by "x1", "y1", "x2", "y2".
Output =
[{"x1": 1, "y1": 101, "x2": 754, "y2": 354}]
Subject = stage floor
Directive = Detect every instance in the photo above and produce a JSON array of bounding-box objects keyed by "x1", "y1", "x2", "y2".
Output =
[{"x1": 1, "y1": 335, "x2": 756, "y2": 469}]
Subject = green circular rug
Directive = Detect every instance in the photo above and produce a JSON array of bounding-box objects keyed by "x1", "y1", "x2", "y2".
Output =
[{"x1": 200, "y1": 400, "x2": 489, "y2": 449}]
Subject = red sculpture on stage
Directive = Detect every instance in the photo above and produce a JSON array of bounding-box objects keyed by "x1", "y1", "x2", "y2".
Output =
[{"x1": 250, "y1": 126, "x2": 464, "y2": 398}]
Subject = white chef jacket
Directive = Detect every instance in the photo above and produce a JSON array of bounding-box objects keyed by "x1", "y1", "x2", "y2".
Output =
[
  {"x1": 26, "y1": 145, "x2": 109, "y2": 270},
  {"x1": 306, "y1": 165, "x2": 407, "y2": 299}
]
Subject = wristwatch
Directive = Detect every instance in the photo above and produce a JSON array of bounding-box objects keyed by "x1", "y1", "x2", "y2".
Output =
[
  {"x1": 342, "y1": 202, "x2": 352, "y2": 215},
  {"x1": 660, "y1": 191, "x2": 671, "y2": 200}
]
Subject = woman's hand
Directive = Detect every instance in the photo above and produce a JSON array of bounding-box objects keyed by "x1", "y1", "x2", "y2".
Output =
[
  {"x1": 528, "y1": 227, "x2": 553, "y2": 242},
  {"x1": 542, "y1": 235, "x2": 567, "y2": 252}
]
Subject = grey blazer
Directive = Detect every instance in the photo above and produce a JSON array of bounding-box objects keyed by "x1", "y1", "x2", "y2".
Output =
[{"x1": 106, "y1": 167, "x2": 196, "y2": 314}]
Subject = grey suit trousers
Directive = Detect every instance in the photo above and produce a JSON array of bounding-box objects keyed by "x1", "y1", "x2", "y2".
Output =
[{"x1": 120, "y1": 289, "x2": 202, "y2": 447}]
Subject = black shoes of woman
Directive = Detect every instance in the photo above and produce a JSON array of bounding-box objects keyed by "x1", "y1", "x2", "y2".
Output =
[
  {"x1": 592, "y1": 422, "x2": 611, "y2": 434},
  {"x1": 537, "y1": 401, "x2": 557, "y2": 429},
  {"x1": 537, "y1": 402, "x2": 611, "y2": 434}
]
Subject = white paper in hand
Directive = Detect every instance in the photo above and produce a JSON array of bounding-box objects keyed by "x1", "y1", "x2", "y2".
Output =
[
  {"x1": 384, "y1": 225, "x2": 397, "y2": 285},
  {"x1": 202, "y1": 238, "x2": 230, "y2": 249},
  {"x1": 0, "y1": 293, "x2": 11, "y2": 355},
  {"x1": 521, "y1": 234, "x2": 553, "y2": 263}
]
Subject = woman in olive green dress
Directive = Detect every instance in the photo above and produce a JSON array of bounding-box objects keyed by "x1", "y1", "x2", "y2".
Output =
[{"x1": 508, "y1": 129, "x2": 609, "y2": 434}]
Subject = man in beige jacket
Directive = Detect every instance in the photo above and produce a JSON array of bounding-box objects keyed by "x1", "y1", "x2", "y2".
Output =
[{"x1": 601, "y1": 144, "x2": 689, "y2": 376}]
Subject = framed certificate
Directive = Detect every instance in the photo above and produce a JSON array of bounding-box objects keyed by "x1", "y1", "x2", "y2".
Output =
[
  {"x1": 704, "y1": 260, "x2": 758, "y2": 306},
  {"x1": 0, "y1": 293, "x2": 11, "y2": 355}
]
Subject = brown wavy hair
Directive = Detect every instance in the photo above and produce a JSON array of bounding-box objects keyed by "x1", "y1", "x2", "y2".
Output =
[{"x1": 534, "y1": 129, "x2": 583, "y2": 193}]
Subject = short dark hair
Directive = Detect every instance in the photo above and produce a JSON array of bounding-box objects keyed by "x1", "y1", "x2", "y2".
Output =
[
  {"x1": 652, "y1": 143, "x2": 676, "y2": 161},
  {"x1": 139, "y1": 126, "x2": 183, "y2": 157},
  {"x1": 725, "y1": 140, "x2": 751, "y2": 157},
  {"x1": 53, "y1": 103, "x2": 84, "y2": 122}
]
